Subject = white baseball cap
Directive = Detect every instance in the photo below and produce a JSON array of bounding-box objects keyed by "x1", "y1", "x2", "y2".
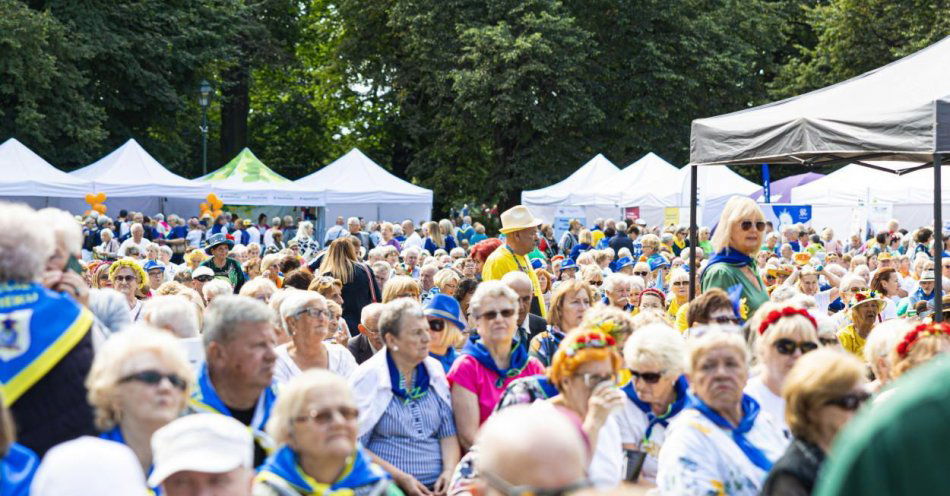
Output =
[
  {"x1": 192, "y1": 266, "x2": 215, "y2": 279},
  {"x1": 32, "y1": 437, "x2": 147, "y2": 495},
  {"x1": 148, "y1": 413, "x2": 254, "y2": 487}
]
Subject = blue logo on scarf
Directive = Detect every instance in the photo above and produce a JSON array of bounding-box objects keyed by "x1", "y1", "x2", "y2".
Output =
[
  {"x1": 688, "y1": 393, "x2": 774, "y2": 472},
  {"x1": 462, "y1": 335, "x2": 530, "y2": 388}
]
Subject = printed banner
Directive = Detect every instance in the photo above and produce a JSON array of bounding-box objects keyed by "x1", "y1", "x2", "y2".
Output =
[
  {"x1": 624, "y1": 207, "x2": 640, "y2": 221},
  {"x1": 663, "y1": 207, "x2": 680, "y2": 227}
]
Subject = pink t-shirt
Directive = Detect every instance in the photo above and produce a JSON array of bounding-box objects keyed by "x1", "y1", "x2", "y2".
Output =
[{"x1": 447, "y1": 354, "x2": 546, "y2": 424}]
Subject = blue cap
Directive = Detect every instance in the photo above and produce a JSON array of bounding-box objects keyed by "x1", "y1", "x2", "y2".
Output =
[
  {"x1": 559, "y1": 259, "x2": 578, "y2": 272},
  {"x1": 648, "y1": 256, "x2": 670, "y2": 272},
  {"x1": 530, "y1": 258, "x2": 544, "y2": 270},
  {"x1": 615, "y1": 257, "x2": 634, "y2": 270},
  {"x1": 143, "y1": 260, "x2": 165, "y2": 272},
  {"x1": 423, "y1": 293, "x2": 466, "y2": 331}
]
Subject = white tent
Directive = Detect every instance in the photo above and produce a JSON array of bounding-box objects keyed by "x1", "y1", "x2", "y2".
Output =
[
  {"x1": 0, "y1": 138, "x2": 91, "y2": 209},
  {"x1": 521, "y1": 154, "x2": 622, "y2": 224},
  {"x1": 679, "y1": 166, "x2": 760, "y2": 227},
  {"x1": 296, "y1": 148, "x2": 432, "y2": 223},
  {"x1": 200, "y1": 148, "x2": 324, "y2": 207},
  {"x1": 591, "y1": 152, "x2": 681, "y2": 226}
]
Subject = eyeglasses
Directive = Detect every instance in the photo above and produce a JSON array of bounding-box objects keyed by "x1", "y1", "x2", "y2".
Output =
[
  {"x1": 773, "y1": 338, "x2": 819, "y2": 355},
  {"x1": 671, "y1": 281, "x2": 688, "y2": 286},
  {"x1": 293, "y1": 406, "x2": 359, "y2": 425},
  {"x1": 712, "y1": 315, "x2": 740, "y2": 325},
  {"x1": 846, "y1": 287, "x2": 868, "y2": 293},
  {"x1": 577, "y1": 372, "x2": 615, "y2": 388},
  {"x1": 633, "y1": 271, "x2": 648, "y2": 277},
  {"x1": 194, "y1": 275, "x2": 213, "y2": 282},
  {"x1": 114, "y1": 275, "x2": 137, "y2": 283},
  {"x1": 479, "y1": 308, "x2": 516, "y2": 321},
  {"x1": 295, "y1": 307, "x2": 329, "y2": 319},
  {"x1": 825, "y1": 391, "x2": 871, "y2": 411},
  {"x1": 428, "y1": 319, "x2": 445, "y2": 332},
  {"x1": 119, "y1": 370, "x2": 187, "y2": 391},
  {"x1": 480, "y1": 470, "x2": 592, "y2": 496},
  {"x1": 819, "y1": 337, "x2": 839, "y2": 346},
  {"x1": 740, "y1": 220, "x2": 767, "y2": 232},
  {"x1": 629, "y1": 370, "x2": 664, "y2": 384}
]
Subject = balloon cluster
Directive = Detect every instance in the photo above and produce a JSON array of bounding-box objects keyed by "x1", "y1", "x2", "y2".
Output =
[
  {"x1": 200, "y1": 193, "x2": 224, "y2": 218},
  {"x1": 84, "y1": 192, "x2": 108, "y2": 215}
]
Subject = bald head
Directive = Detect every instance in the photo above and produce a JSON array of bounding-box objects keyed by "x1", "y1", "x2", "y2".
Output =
[
  {"x1": 501, "y1": 271, "x2": 533, "y2": 325},
  {"x1": 477, "y1": 405, "x2": 587, "y2": 490}
]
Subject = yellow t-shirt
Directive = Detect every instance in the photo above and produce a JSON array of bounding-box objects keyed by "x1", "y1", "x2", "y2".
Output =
[
  {"x1": 482, "y1": 245, "x2": 548, "y2": 319},
  {"x1": 674, "y1": 302, "x2": 689, "y2": 333},
  {"x1": 592, "y1": 229, "x2": 605, "y2": 246},
  {"x1": 837, "y1": 324, "x2": 866, "y2": 359}
]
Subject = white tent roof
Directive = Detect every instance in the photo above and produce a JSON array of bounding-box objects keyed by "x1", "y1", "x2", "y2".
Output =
[
  {"x1": 0, "y1": 138, "x2": 90, "y2": 197},
  {"x1": 522, "y1": 154, "x2": 621, "y2": 205},
  {"x1": 691, "y1": 36, "x2": 950, "y2": 168},
  {"x1": 297, "y1": 148, "x2": 433, "y2": 204},
  {"x1": 72, "y1": 139, "x2": 207, "y2": 197},
  {"x1": 792, "y1": 163, "x2": 950, "y2": 205},
  {"x1": 680, "y1": 166, "x2": 760, "y2": 226},
  {"x1": 598, "y1": 152, "x2": 681, "y2": 207}
]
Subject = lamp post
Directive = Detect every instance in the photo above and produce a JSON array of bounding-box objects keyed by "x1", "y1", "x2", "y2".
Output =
[{"x1": 198, "y1": 80, "x2": 212, "y2": 176}]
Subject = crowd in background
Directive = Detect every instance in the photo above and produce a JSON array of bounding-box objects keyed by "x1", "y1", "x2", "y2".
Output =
[{"x1": 2, "y1": 196, "x2": 950, "y2": 495}]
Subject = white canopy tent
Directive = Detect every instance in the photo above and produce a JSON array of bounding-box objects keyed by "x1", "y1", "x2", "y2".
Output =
[
  {"x1": 678, "y1": 165, "x2": 760, "y2": 227},
  {"x1": 200, "y1": 148, "x2": 324, "y2": 207},
  {"x1": 521, "y1": 153, "x2": 622, "y2": 224},
  {"x1": 0, "y1": 138, "x2": 91, "y2": 209},
  {"x1": 296, "y1": 148, "x2": 432, "y2": 223},
  {"x1": 594, "y1": 152, "x2": 680, "y2": 226}
]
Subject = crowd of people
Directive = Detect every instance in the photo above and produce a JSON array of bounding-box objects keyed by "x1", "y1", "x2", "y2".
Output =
[{"x1": 2, "y1": 195, "x2": 950, "y2": 495}]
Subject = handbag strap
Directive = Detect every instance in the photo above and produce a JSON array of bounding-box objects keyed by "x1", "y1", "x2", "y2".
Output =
[{"x1": 360, "y1": 263, "x2": 378, "y2": 303}]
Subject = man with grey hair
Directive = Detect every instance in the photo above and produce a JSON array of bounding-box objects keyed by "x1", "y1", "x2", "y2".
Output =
[
  {"x1": 501, "y1": 271, "x2": 546, "y2": 344},
  {"x1": 324, "y1": 216, "x2": 347, "y2": 244},
  {"x1": 193, "y1": 295, "x2": 278, "y2": 466},
  {"x1": 608, "y1": 220, "x2": 635, "y2": 261},
  {"x1": 349, "y1": 302, "x2": 386, "y2": 364},
  {"x1": 117, "y1": 222, "x2": 150, "y2": 257},
  {"x1": 347, "y1": 216, "x2": 373, "y2": 251}
]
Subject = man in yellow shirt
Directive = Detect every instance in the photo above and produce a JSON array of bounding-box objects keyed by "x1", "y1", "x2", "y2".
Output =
[{"x1": 482, "y1": 205, "x2": 548, "y2": 319}]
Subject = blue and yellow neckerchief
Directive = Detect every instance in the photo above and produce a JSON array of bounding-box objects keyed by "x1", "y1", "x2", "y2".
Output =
[
  {"x1": 100, "y1": 426, "x2": 160, "y2": 495},
  {"x1": 256, "y1": 445, "x2": 388, "y2": 496},
  {"x1": 621, "y1": 375, "x2": 689, "y2": 442},
  {"x1": 428, "y1": 347, "x2": 458, "y2": 374},
  {"x1": 0, "y1": 442, "x2": 38, "y2": 496},
  {"x1": 386, "y1": 351, "x2": 429, "y2": 403},
  {"x1": 700, "y1": 248, "x2": 756, "y2": 282},
  {"x1": 0, "y1": 283, "x2": 93, "y2": 406},
  {"x1": 462, "y1": 334, "x2": 530, "y2": 388},
  {"x1": 190, "y1": 362, "x2": 278, "y2": 455},
  {"x1": 689, "y1": 393, "x2": 773, "y2": 472}
]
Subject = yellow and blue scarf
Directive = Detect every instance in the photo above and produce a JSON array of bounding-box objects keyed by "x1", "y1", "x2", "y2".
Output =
[
  {"x1": 190, "y1": 362, "x2": 278, "y2": 455},
  {"x1": 462, "y1": 335, "x2": 530, "y2": 388},
  {"x1": 386, "y1": 351, "x2": 429, "y2": 403},
  {"x1": 256, "y1": 445, "x2": 389, "y2": 496}
]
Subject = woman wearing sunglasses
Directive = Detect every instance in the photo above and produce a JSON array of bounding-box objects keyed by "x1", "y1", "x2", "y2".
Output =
[
  {"x1": 745, "y1": 304, "x2": 820, "y2": 439},
  {"x1": 424, "y1": 294, "x2": 467, "y2": 373},
  {"x1": 449, "y1": 282, "x2": 545, "y2": 450},
  {"x1": 762, "y1": 349, "x2": 867, "y2": 495},
  {"x1": 274, "y1": 292, "x2": 357, "y2": 384},
  {"x1": 86, "y1": 326, "x2": 193, "y2": 492},
  {"x1": 657, "y1": 330, "x2": 786, "y2": 496},
  {"x1": 701, "y1": 196, "x2": 770, "y2": 315},
  {"x1": 530, "y1": 280, "x2": 595, "y2": 367},
  {"x1": 665, "y1": 269, "x2": 690, "y2": 321},
  {"x1": 616, "y1": 323, "x2": 689, "y2": 483},
  {"x1": 256, "y1": 370, "x2": 400, "y2": 496},
  {"x1": 109, "y1": 258, "x2": 150, "y2": 321}
]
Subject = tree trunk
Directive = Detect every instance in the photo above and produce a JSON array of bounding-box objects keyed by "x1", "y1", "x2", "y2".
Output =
[{"x1": 219, "y1": 62, "x2": 250, "y2": 164}]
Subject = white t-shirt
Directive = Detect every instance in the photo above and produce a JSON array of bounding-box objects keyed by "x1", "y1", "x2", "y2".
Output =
[
  {"x1": 616, "y1": 397, "x2": 683, "y2": 482},
  {"x1": 532, "y1": 401, "x2": 623, "y2": 489},
  {"x1": 186, "y1": 229, "x2": 205, "y2": 249},
  {"x1": 812, "y1": 289, "x2": 832, "y2": 314},
  {"x1": 744, "y1": 376, "x2": 789, "y2": 440},
  {"x1": 272, "y1": 342, "x2": 357, "y2": 384},
  {"x1": 246, "y1": 226, "x2": 262, "y2": 246}
]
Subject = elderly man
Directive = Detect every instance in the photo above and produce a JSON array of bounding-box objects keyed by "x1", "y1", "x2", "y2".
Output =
[
  {"x1": 608, "y1": 221, "x2": 635, "y2": 261},
  {"x1": 402, "y1": 247, "x2": 421, "y2": 278},
  {"x1": 501, "y1": 271, "x2": 546, "y2": 344},
  {"x1": 419, "y1": 264, "x2": 438, "y2": 293},
  {"x1": 323, "y1": 216, "x2": 347, "y2": 244},
  {"x1": 482, "y1": 205, "x2": 547, "y2": 318},
  {"x1": 191, "y1": 296, "x2": 277, "y2": 467},
  {"x1": 150, "y1": 414, "x2": 255, "y2": 496},
  {"x1": 402, "y1": 220, "x2": 424, "y2": 250},
  {"x1": 348, "y1": 302, "x2": 385, "y2": 364},
  {"x1": 347, "y1": 216, "x2": 373, "y2": 251},
  {"x1": 117, "y1": 222, "x2": 150, "y2": 257}
]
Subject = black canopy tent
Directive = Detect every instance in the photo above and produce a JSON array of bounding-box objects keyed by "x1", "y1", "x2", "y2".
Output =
[{"x1": 686, "y1": 36, "x2": 950, "y2": 320}]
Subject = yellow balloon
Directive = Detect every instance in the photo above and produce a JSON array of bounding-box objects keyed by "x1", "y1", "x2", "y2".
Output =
[{"x1": 85, "y1": 193, "x2": 96, "y2": 205}]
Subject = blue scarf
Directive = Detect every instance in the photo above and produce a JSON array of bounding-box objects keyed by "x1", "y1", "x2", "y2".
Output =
[
  {"x1": 429, "y1": 347, "x2": 458, "y2": 373},
  {"x1": 622, "y1": 376, "x2": 689, "y2": 441},
  {"x1": 536, "y1": 326, "x2": 565, "y2": 367},
  {"x1": 257, "y1": 445, "x2": 388, "y2": 495},
  {"x1": 689, "y1": 393, "x2": 773, "y2": 472},
  {"x1": 914, "y1": 286, "x2": 935, "y2": 302},
  {"x1": 602, "y1": 296, "x2": 633, "y2": 312},
  {"x1": 191, "y1": 362, "x2": 278, "y2": 455},
  {"x1": 100, "y1": 427, "x2": 161, "y2": 495},
  {"x1": 700, "y1": 248, "x2": 756, "y2": 282},
  {"x1": 386, "y1": 351, "x2": 429, "y2": 403},
  {"x1": 462, "y1": 335, "x2": 530, "y2": 388},
  {"x1": 0, "y1": 443, "x2": 38, "y2": 496}
]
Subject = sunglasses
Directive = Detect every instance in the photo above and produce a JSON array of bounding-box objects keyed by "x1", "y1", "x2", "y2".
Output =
[
  {"x1": 629, "y1": 370, "x2": 664, "y2": 384},
  {"x1": 712, "y1": 315, "x2": 739, "y2": 325},
  {"x1": 740, "y1": 221, "x2": 767, "y2": 232},
  {"x1": 479, "y1": 308, "x2": 516, "y2": 320},
  {"x1": 590, "y1": 280, "x2": 603, "y2": 286},
  {"x1": 120, "y1": 370, "x2": 187, "y2": 391},
  {"x1": 774, "y1": 338, "x2": 819, "y2": 356},
  {"x1": 428, "y1": 319, "x2": 445, "y2": 332},
  {"x1": 633, "y1": 271, "x2": 649, "y2": 277},
  {"x1": 293, "y1": 406, "x2": 359, "y2": 425},
  {"x1": 114, "y1": 275, "x2": 138, "y2": 283},
  {"x1": 195, "y1": 275, "x2": 213, "y2": 282},
  {"x1": 825, "y1": 391, "x2": 871, "y2": 411},
  {"x1": 819, "y1": 337, "x2": 839, "y2": 346}
]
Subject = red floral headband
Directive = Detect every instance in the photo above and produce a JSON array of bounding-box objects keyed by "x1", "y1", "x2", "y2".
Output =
[
  {"x1": 564, "y1": 332, "x2": 616, "y2": 357},
  {"x1": 896, "y1": 322, "x2": 950, "y2": 358},
  {"x1": 758, "y1": 307, "x2": 818, "y2": 335},
  {"x1": 638, "y1": 288, "x2": 666, "y2": 307}
]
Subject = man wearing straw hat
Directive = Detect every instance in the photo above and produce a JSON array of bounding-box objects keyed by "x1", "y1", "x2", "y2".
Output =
[{"x1": 482, "y1": 205, "x2": 548, "y2": 319}]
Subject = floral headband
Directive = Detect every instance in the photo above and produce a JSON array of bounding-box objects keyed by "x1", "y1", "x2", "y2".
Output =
[
  {"x1": 848, "y1": 290, "x2": 884, "y2": 309},
  {"x1": 638, "y1": 288, "x2": 666, "y2": 307},
  {"x1": 564, "y1": 332, "x2": 616, "y2": 357},
  {"x1": 592, "y1": 319, "x2": 625, "y2": 338},
  {"x1": 896, "y1": 322, "x2": 950, "y2": 358},
  {"x1": 758, "y1": 306, "x2": 817, "y2": 335}
]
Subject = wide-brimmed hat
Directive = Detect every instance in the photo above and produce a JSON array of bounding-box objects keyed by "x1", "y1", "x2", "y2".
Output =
[
  {"x1": 423, "y1": 293, "x2": 466, "y2": 331},
  {"x1": 848, "y1": 290, "x2": 887, "y2": 313},
  {"x1": 499, "y1": 205, "x2": 542, "y2": 234},
  {"x1": 559, "y1": 259, "x2": 578, "y2": 272},
  {"x1": 921, "y1": 270, "x2": 936, "y2": 282},
  {"x1": 204, "y1": 233, "x2": 234, "y2": 254}
]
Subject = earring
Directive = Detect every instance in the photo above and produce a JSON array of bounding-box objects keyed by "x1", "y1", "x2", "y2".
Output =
[{"x1": 392, "y1": 345, "x2": 399, "y2": 351}]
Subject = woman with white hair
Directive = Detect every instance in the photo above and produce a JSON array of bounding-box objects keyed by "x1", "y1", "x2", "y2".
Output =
[
  {"x1": 617, "y1": 323, "x2": 689, "y2": 482},
  {"x1": 291, "y1": 221, "x2": 319, "y2": 261},
  {"x1": 141, "y1": 295, "x2": 204, "y2": 367},
  {"x1": 95, "y1": 228, "x2": 120, "y2": 260},
  {"x1": 87, "y1": 326, "x2": 193, "y2": 490},
  {"x1": 701, "y1": 196, "x2": 770, "y2": 315},
  {"x1": 863, "y1": 319, "x2": 914, "y2": 393},
  {"x1": 201, "y1": 278, "x2": 233, "y2": 305},
  {"x1": 274, "y1": 291, "x2": 357, "y2": 384}
]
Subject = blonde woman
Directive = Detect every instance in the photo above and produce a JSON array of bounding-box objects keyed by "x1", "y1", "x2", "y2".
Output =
[
  {"x1": 109, "y1": 259, "x2": 149, "y2": 320},
  {"x1": 424, "y1": 221, "x2": 445, "y2": 253},
  {"x1": 382, "y1": 275, "x2": 421, "y2": 303},
  {"x1": 569, "y1": 229, "x2": 594, "y2": 261},
  {"x1": 318, "y1": 238, "x2": 380, "y2": 333},
  {"x1": 183, "y1": 249, "x2": 207, "y2": 270},
  {"x1": 424, "y1": 294, "x2": 467, "y2": 372},
  {"x1": 701, "y1": 196, "x2": 770, "y2": 314},
  {"x1": 889, "y1": 322, "x2": 950, "y2": 380}
]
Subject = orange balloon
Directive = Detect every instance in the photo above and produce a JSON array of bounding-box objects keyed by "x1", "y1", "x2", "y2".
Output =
[
  {"x1": 206, "y1": 193, "x2": 220, "y2": 204},
  {"x1": 93, "y1": 203, "x2": 107, "y2": 214},
  {"x1": 84, "y1": 193, "x2": 96, "y2": 205},
  {"x1": 95, "y1": 192, "x2": 107, "y2": 203},
  {"x1": 211, "y1": 209, "x2": 224, "y2": 218},
  {"x1": 199, "y1": 202, "x2": 210, "y2": 212}
]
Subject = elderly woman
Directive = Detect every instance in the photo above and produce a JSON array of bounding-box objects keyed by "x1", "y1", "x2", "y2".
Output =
[
  {"x1": 685, "y1": 288, "x2": 740, "y2": 330},
  {"x1": 372, "y1": 261, "x2": 392, "y2": 294},
  {"x1": 87, "y1": 327, "x2": 193, "y2": 490},
  {"x1": 580, "y1": 263, "x2": 604, "y2": 290},
  {"x1": 701, "y1": 196, "x2": 770, "y2": 315},
  {"x1": 745, "y1": 303, "x2": 820, "y2": 439},
  {"x1": 637, "y1": 288, "x2": 666, "y2": 313},
  {"x1": 382, "y1": 275, "x2": 421, "y2": 303},
  {"x1": 308, "y1": 275, "x2": 345, "y2": 306},
  {"x1": 762, "y1": 349, "x2": 867, "y2": 495},
  {"x1": 320, "y1": 238, "x2": 381, "y2": 332},
  {"x1": 617, "y1": 323, "x2": 689, "y2": 483},
  {"x1": 657, "y1": 330, "x2": 787, "y2": 495},
  {"x1": 254, "y1": 370, "x2": 399, "y2": 496},
  {"x1": 447, "y1": 281, "x2": 545, "y2": 449},
  {"x1": 602, "y1": 273, "x2": 633, "y2": 311},
  {"x1": 424, "y1": 294, "x2": 467, "y2": 373},
  {"x1": 568, "y1": 229, "x2": 593, "y2": 262},
  {"x1": 239, "y1": 277, "x2": 278, "y2": 304},
  {"x1": 666, "y1": 269, "x2": 689, "y2": 319},
  {"x1": 275, "y1": 291, "x2": 357, "y2": 383},
  {"x1": 378, "y1": 222, "x2": 402, "y2": 252},
  {"x1": 95, "y1": 228, "x2": 120, "y2": 260},
  {"x1": 349, "y1": 299, "x2": 460, "y2": 496},
  {"x1": 142, "y1": 295, "x2": 205, "y2": 368},
  {"x1": 91, "y1": 262, "x2": 113, "y2": 289},
  {"x1": 888, "y1": 322, "x2": 950, "y2": 380},
  {"x1": 109, "y1": 259, "x2": 149, "y2": 320},
  {"x1": 530, "y1": 280, "x2": 594, "y2": 367},
  {"x1": 260, "y1": 254, "x2": 283, "y2": 289},
  {"x1": 837, "y1": 290, "x2": 885, "y2": 359},
  {"x1": 863, "y1": 320, "x2": 912, "y2": 393}
]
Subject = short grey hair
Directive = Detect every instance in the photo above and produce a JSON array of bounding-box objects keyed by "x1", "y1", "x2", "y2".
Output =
[
  {"x1": 616, "y1": 221, "x2": 627, "y2": 232},
  {"x1": 623, "y1": 323, "x2": 688, "y2": 377},
  {"x1": 97, "y1": 215, "x2": 113, "y2": 227},
  {"x1": 0, "y1": 202, "x2": 53, "y2": 283},
  {"x1": 142, "y1": 296, "x2": 200, "y2": 338},
  {"x1": 361, "y1": 302, "x2": 386, "y2": 325},
  {"x1": 203, "y1": 295, "x2": 274, "y2": 348},
  {"x1": 278, "y1": 291, "x2": 326, "y2": 335},
  {"x1": 38, "y1": 207, "x2": 83, "y2": 254},
  {"x1": 603, "y1": 273, "x2": 631, "y2": 292},
  {"x1": 501, "y1": 270, "x2": 532, "y2": 289},
  {"x1": 628, "y1": 275, "x2": 645, "y2": 291},
  {"x1": 202, "y1": 279, "x2": 233, "y2": 301},
  {"x1": 378, "y1": 298, "x2": 424, "y2": 339},
  {"x1": 470, "y1": 280, "x2": 518, "y2": 319}
]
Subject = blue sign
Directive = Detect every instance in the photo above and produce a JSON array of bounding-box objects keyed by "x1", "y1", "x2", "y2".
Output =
[
  {"x1": 771, "y1": 205, "x2": 812, "y2": 226},
  {"x1": 762, "y1": 164, "x2": 771, "y2": 203}
]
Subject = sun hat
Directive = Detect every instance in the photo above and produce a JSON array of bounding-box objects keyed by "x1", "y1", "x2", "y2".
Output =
[
  {"x1": 499, "y1": 205, "x2": 542, "y2": 235},
  {"x1": 847, "y1": 290, "x2": 887, "y2": 313},
  {"x1": 204, "y1": 233, "x2": 234, "y2": 254},
  {"x1": 560, "y1": 259, "x2": 578, "y2": 272},
  {"x1": 31, "y1": 437, "x2": 147, "y2": 495},
  {"x1": 192, "y1": 266, "x2": 215, "y2": 279},
  {"x1": 148, "y1": 414, "x2": 253, "y2": 488},
  {"x1": 423, "y1": 293, "x2": 467, "y2": 331},
  {"x1": 921, "y1": 270, "x2": 937, "y2": 282},
  {"x1": 143, "y1": 260, "x2": 165, "y2": 273}
]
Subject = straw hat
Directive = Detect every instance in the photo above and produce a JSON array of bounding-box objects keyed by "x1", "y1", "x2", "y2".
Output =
[
  {"x1": 847, "y1": 290, "x2": 887, "y2": 313},
  {"x1": 499, "y1": 205, "x2": 542, "y2": 234}
]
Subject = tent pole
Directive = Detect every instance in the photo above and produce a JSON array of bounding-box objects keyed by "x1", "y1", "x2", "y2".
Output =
[
  {"x1": 935, "y1": 153, "x2": 944, "y2": 322},
  {"x1": 689, "y1": 164, "x2": 698, "y2": 301}
]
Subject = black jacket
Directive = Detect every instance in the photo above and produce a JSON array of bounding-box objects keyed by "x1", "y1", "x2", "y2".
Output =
[
  {"x1": 527, "y1": 313, "x2": 547, "y2": 341},
  {"x1": 761, "y1": 438, "x2": 825, "y2": 496},
  {"x1": 330, "y1": 262, "x2": 381, "y2": 337},
  {"x1": 608, "y1": 232, "x2": 635, "y2": 260},
  {"x1": 347, "y1": 334, "x2": 379, "y2": 365}
]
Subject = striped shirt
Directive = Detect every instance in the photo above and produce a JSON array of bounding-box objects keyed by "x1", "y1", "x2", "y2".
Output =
[{"x1": 360, "y1": 391, "x2": 456, "y2": 486}]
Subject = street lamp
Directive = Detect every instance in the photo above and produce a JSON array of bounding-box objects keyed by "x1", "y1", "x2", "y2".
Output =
[{"x1": 198, "y1": 80, "x2": 212, "y2": 176}]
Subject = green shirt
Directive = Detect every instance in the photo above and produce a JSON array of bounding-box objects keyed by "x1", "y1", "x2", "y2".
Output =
[
  {"x1": 815, "y1": 356, "x2": 950, "y2": 495},
  {"x1": 701, "y1": 262, "x2": 769, "y2": 315}
]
